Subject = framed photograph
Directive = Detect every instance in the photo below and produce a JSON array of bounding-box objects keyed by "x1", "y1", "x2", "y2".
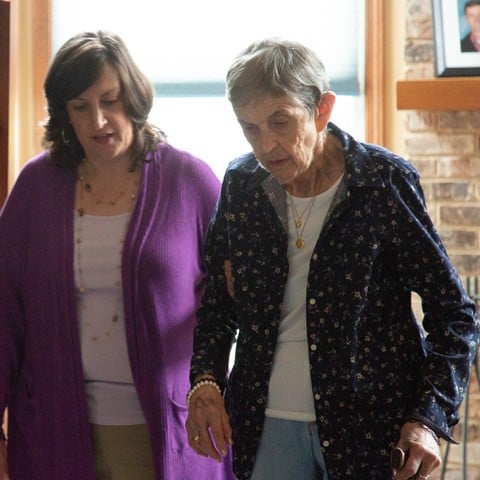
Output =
[{"x1": 431, "y1": 0, "x2": 480, "y2": 76}]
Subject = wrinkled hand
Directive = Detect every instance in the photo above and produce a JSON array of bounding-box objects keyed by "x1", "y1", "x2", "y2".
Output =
[
  {"x1": 185, "y1": 385, "x2": 232, "y2": 462},
  {"x1": 393, "y1": 422, "x2": 441, "y2": 480},
  {"x1": 0, "y1": 440, "x2": 8, "y2": 480}
]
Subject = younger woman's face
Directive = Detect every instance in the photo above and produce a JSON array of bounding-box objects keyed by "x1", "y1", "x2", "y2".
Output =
[{"x1": 65, "y1": 63, "x2": 134, "y2": 164}]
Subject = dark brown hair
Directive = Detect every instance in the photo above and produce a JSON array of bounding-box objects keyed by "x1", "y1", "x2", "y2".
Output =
[
  {"x1": 465, "y1": 0, "x2": 480, "y2": 12},
  {"x1": 42, "y1": 30, "x2": 166, "y2": 169}
]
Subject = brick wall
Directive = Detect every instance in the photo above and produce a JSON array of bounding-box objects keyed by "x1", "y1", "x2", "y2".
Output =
[{"x1": 405, "y1": 0, "x2": 480, "y2": 478}]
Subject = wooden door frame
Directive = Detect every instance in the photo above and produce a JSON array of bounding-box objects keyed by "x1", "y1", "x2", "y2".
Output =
[
  {"x1": 0, "y1": 0, "x2": 9, "y2": 206},
  {"x1": 5, "y1": 0, "x2": 50, "y2": 196},
  {"x1": 31, "y1": 0, "x2": 51, "y2": 155},
  {"x1": 365, "y1": 0, "x2": 385, "y2": 146}
]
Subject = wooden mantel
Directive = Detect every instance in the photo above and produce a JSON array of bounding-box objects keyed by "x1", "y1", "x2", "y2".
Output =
[{"x1": 397, "y1": 77, "x2": 480, "y2": 111}]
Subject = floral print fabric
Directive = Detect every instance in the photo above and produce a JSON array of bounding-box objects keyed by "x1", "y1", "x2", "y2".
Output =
[{"x1": 191, "y1": 123, "x2": 480, "y2": 480}]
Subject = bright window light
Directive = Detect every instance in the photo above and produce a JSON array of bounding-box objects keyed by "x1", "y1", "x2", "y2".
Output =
[{"x1": 52, "y1": 0, "x2": 365, "y2": 179}]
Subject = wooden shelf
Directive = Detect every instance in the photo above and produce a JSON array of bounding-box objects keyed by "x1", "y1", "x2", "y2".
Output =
[{"x1": 396, "y1": 77, "x2": 480, "y2": 111}]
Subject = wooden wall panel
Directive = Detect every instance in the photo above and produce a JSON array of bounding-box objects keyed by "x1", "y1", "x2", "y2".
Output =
[
  {"x1": 365, "y1": 0, "x2": 385, "y2": 146},
  {"x1": 32, "y1": 0, "x2": 50, "y2": 153},
  {"x1": 0, "y1": 1, "x2": 9, "y2": 207}
]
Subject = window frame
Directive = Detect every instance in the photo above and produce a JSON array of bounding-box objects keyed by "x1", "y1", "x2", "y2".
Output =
[
  {"x1": 6, "y1": 0, "x2": 387, "y2": 193},
  {"x1": 365, "y1": 0, "x2": 385, "y2": 146}
]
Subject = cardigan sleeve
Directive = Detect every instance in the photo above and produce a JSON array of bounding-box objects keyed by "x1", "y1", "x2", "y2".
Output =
[{"x1": 0, "y1": 168, "x2": 31, "y2": 426}]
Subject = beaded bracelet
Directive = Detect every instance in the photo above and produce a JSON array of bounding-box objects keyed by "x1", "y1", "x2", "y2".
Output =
[{"x1": 186, "y1": 379, "x2": 222, "y2": 408}]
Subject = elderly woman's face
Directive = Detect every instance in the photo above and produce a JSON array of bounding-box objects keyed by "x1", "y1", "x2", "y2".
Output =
[
  {"x1": 233, "y1": 94, "x2": 325, "y2": 185},
  {"x1": 65, "y1": 64, "x2": 134, "y2": 164}
]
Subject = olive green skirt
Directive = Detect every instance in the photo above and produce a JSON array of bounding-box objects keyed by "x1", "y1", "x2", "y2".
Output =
[{"x1": 90, "y1": 424, "x2": 155, "y2": 480}]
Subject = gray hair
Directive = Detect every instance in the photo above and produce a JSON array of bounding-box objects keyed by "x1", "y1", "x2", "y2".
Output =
[{"x1": 226, "y1": 38, "x2": 330, "y2": 117}]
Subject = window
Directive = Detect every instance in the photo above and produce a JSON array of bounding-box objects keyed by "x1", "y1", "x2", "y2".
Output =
[{"x1": 51, "y1": 0, "x2": 365, "y2": 179}]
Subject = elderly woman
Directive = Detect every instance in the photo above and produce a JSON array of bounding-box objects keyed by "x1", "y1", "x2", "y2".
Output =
[{"x1": 185, "y1": 38, "x2": 480, "y2": 480}]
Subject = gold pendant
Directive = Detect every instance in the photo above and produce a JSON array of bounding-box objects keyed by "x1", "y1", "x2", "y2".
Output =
[
  {"x1": 295, "y1": 218, "x2": 302, "y2": 228},
  {"x1": 296, "y1": 237, "x2": 305, "y2": 249}
]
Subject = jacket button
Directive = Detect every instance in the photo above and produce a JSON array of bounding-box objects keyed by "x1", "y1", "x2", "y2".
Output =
[
  {"x1": 309, "y1": 298, "x2": 316, "y2": 305},
  {"x1": 322, "y1": 440, "x2": 330, "y2": 447},
  {"x1": 314, "y1": 393, "x2": 320, "y2": 400},
  {"x1": 310, "y1": 344, "x2": 317, "y2": 351}
]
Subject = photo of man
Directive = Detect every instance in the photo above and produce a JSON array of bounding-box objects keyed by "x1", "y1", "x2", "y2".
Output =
[{"x1": 460, "y1": 0, "x2": 480, "y2": 52}]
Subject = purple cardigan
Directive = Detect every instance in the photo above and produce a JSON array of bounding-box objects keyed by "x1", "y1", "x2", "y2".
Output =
[{"x1": 0, "y1": 144, "x2": 234, "y2": 479}]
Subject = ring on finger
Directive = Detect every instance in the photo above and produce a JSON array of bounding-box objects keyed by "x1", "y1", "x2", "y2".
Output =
[{"x1": 416, "y1": 474, "x2": 430, "y2": 480}]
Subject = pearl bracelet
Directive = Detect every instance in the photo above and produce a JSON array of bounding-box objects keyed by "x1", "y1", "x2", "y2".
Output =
[{"x1": 186, "y1": 379, "x2": 222, "y2": 408}]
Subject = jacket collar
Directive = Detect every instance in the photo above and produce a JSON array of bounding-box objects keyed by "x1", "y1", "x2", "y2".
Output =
[{"x1": 243, "y1": 122, "x2": 387, "y2": 194}]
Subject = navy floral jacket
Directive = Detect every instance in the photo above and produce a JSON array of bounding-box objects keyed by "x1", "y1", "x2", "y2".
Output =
[{"x1": 191, "y1": 123, "x2": 480, "y2": 479}]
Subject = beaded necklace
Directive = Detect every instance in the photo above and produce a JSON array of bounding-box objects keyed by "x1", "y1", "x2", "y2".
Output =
[{"x1": 75, "y1": 163, "x2": 139, "y2": 339}]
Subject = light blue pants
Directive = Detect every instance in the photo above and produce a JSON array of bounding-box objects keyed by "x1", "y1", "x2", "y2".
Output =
[{"x1": 250, "y1": 417, "x2": 329, "y2": 480}]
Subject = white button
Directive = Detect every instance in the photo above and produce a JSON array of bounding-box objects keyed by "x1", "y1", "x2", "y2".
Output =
[
  {"x1": 309, "y1": 298, "x2": 316, "y2": 305},
  {"x1": 314, "y1": 394, "x2": 320, "y2": 400},
  {"x1": 322, "y1": 440, "x2": 330, "y2": 447},
  {"x1": 310, "y1": 344, "x2": 317, "y2": 351},
  {"x1": 312, "y1": 253, "x2": 318, "y2": 260}
]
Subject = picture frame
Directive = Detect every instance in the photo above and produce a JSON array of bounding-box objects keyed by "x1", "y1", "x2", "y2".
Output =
[{"x1": 431, "y1": 0, "x2": 480, "y2": 77}]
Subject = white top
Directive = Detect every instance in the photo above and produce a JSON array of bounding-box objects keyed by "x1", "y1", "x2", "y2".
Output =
[
  {"x1": 74, "y1": 211, "x2": 146, "y2": 425},
  {"x1": 265, "y1": 177, "x2": 342, "y2": 421}
]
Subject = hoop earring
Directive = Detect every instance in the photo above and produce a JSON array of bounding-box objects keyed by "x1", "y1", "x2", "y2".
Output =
[{"x1": 61, "y1": 128, "x2": 74, "y2": 147}]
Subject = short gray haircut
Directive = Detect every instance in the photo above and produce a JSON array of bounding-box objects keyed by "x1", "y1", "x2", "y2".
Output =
[{"x1": 226, "y1": 38, "x2": 330, "y2": 117}]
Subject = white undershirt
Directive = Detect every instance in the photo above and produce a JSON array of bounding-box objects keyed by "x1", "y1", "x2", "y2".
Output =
[
  {"x1": 265, "y1": 176, "x2": 342, "y2": 421},
  {"x1": 74, "y1": 211, "x2": 146, "y2": 425}
]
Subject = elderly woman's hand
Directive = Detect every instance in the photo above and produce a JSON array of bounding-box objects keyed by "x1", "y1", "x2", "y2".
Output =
[
  {"x1": 392, "y1": 421, "x2": 441, "y2": 480},
  {"x1": 185, "y1": 382, "x2": 232, "y2": 462}
]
